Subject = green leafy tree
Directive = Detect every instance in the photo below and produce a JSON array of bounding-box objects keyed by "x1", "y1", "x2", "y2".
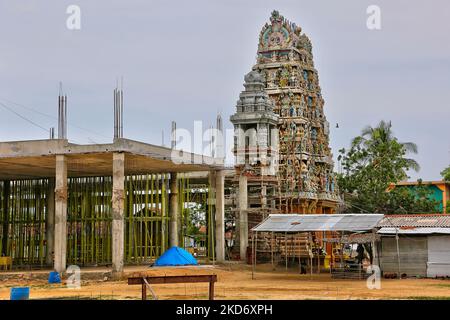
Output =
[
  {"x1": 385, "y1": 182, "x2": 441, "y2": 213},
  {"x1": 183, "y1": 203, "x2": 207, "y2": 243},
  {"x1": 337, "y1": 120, "x2": 438, "y2": 213},
  {"x1": 441, "y1": 165, "x2": 450, "y2": 182}
]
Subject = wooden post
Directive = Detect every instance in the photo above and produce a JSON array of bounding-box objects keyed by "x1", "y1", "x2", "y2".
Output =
[
  {"x1": 251, "y1": 232, "x2": 255, "y2": 280},
  {"x1": 395, "y1": 231, "x2": 401, "y2": 279},
  {"x1": 298, "y1": 233, "x2": 301, "y2": 274},
  {"x1": 254, "y1": 232, "x2": 258, "y2": 278},
  {"x1": 309, "y1": 233, "x2": 313, "y2": 279},
  {"x1": 317, "y1": 252, "x2": 320, "y2": 274},
  {"x1": 285, "y1": 232, "x2": 288, "y2": 271},
  {"x1": 209, "y1": 279, "x2": 215, "y2": 300},
  {"x1": 340, "y1": 232, "x2": 344, "y2": 269},
  {"x1": 130, "y1": 275, "x2": 217, "y2": 300},
  {"x1": 142, "y1": 282, "x2": 147, "y2": 300},
  {"x1": 271, "y1": 232, "x2": 274, "y2": 271}
]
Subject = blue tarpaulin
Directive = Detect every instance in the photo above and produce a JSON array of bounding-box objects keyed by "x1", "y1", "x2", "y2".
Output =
[{"x1": 153, "y1": 246, "x2": 198, "y2": 266}]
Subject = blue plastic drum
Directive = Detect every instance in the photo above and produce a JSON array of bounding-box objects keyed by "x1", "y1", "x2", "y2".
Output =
[
  {"x1": 48, "y1": 271, "x2": 61, "y2": 284},
  {"x1": 10, "y1": 287, "x2": 30, "y2": 300}
]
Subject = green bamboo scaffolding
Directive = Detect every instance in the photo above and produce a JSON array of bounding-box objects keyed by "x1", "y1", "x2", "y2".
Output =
[
  {"x1": 0, "y1": 179, "x2": 48, "y2": 267},
  {"x1": 67, "y1": 177, "x2": 113, "y2": 266},
  {"x1": 0, "y1": 172, "x2": 215, "y2": 268}
]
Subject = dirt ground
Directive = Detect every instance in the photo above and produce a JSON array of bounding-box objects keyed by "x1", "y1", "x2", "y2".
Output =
[{"x1": 1, "y1": 263, "x2": 450, "y2": 300}]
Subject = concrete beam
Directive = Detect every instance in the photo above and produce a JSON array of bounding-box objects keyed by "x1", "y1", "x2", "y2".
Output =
[
  {"x1": 169, "y1": 172, "x2": 179, "y2": 247},
  {"x1": 46, "y1": 178, "x2": 55, "y2": 265},
  {"x1": 239, "y1": 174, "x2": 248, "y2": 261},
  {"x1": 54, "y1": 155, "x2": 67, "y2": 273},
  {"x1": 112, "y1": 152, "x2": 125, "y2": 275},
  {"x1": 215, "y1": 170, "x2": 225, "y2": 262}
]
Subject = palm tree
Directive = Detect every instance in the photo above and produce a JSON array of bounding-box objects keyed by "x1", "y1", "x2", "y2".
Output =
[{"x1": 353, "y1": 120, "x2": 420, "y2": 172}]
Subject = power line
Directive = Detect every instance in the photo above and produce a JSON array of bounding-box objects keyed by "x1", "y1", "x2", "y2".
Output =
[
  {"x1": 0, "y1": 101, "x2": 49, "y2": 133},
  {"x1": 0, "y1": 97, "x2": 110, "y2": 140}
]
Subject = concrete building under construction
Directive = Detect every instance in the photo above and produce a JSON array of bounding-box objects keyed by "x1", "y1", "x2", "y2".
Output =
[{"x1": 0, "y1": 87, "x2": 227, "y2": 274}]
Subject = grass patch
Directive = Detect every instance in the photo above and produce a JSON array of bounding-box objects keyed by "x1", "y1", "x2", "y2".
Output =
[{"x1": 432, "y1": 284, "x2": 450, "y2": 288}]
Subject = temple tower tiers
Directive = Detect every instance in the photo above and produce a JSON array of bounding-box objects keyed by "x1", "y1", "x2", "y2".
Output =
[
  {"x1": 252, "y1": 10, "x2": 339, "y2": 214},
  {"x1": 230, "y1": 70, "x2": 280, "y2": 239}
]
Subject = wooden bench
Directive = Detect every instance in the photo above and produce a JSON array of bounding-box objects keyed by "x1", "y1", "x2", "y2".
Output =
[
  {"x1": 128, "y1": 274, "x2": 218, "y2": 300},
  {"x1": 0, "y1": 256, "x2": 12, "y2": 271}
]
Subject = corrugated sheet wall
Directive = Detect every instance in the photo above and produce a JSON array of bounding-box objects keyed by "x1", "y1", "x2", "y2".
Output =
[
  {"x1": 427, "y1": 235, "x2": 450, "y2": 277},
  {"x1": 380, "y1": 236, "x2": 427, "y2": 277}
]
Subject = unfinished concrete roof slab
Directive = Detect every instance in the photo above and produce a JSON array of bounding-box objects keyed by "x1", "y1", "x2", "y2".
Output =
[{"x1": 0, "y1": 138, "x2": 224, "y2": 179}]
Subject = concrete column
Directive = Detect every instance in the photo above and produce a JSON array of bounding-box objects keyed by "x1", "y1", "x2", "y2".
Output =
[
  {"x1": 261, "y1": 185, "x2": 267, "y2": 208},
  {"x1": 112, "y1": 152, "x2": 125, "y2": 275},
  {"x1": 169, "y1": 172, "x2": 179, "y2": 247},
  {"x1": 239, "y1": 174, "x2": 248, "y2": 261},
  {"x1": 215, "y1": 170, "x2": 225, "y2": 262},
  {"x1": 46, "y1": 178, "x2": 55, "y2": 265},
  {"x1": 54, "y1": 155, "x2": 67, "y2": 273}
]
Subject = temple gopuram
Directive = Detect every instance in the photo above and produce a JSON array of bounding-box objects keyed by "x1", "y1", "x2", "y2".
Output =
[
  {"x1": 230, "y1": 11, "x2": 341, "y2": 259},
  {"x1": 255, "y1": 10, "x2": 340, "y2": 214},
  {"x1": 231, "y1": 11, "x2": 340, "y2": 223}
]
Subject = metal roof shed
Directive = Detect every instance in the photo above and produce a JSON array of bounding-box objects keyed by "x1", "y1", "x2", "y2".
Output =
[
  {"x1": 377, "y1": 215, "x2": 450, "y2": 278},
  {"x1": 249, "y1": 214, "x2": 384, "y2": 279}
]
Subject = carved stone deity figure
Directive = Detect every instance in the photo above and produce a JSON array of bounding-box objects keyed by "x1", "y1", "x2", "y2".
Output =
[
  {"x1": 281, "y1": 104, "x2": 289, "y2": 117},
  {"x1": 330, "y1": 174, "x2": 336, "y2": 193},
  {"x1": 324, "y1": 173, "x2": 330, "y2": 192},
  {"x1": 289, "y1": 73, "x2": 297, "y2": 87},
  {"x1": 268, "y1": 71, "x2": 276, "y2": 88},
  {"x1": 297, "y1": 125, "x2": 304, "y2": 139},
  {"x1": 271, "y1": 51, "x2": 277, "y2": 62},
  {"x1": 289, "y1": 105, "x2": 297, "y2": 117},
  {"x1": 288, "y1": 50, "x2": 294, "y2": 61},
  {"x1": 290, "y1": 121, "x2": 297, "y2": 137}
]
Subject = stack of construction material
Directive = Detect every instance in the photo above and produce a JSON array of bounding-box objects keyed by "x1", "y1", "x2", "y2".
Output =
[{"x1": 277, "y1": 234, "x2": 312, "y2": 258}]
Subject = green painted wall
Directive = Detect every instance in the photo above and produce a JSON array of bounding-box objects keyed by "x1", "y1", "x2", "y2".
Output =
[{"x1": 403, "y1": 185, "x2": 443, "y2": 212}]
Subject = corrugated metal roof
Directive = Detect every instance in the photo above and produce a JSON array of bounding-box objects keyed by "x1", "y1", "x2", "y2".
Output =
[
  {"x1": 252, "y1": 214, "x2": 384, "y2": 232},
  {"x1": 378, "y1": 227, "x2": 450, "y2": 235},
  {"x1": 378, "y1": 215, "x2": 450, "y2": 228}
]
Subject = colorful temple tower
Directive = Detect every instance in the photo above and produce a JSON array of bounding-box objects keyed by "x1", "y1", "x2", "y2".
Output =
[
  {"x1": 230, "y1": 11, "x2": 340, "y2": 259},
  {"x1": 253, "y1": 10, "x2": 340, "y2": 214}
]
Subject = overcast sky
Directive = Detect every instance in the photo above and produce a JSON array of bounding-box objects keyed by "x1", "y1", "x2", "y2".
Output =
[{"x1": 0, "y1": 0, "x2": 449, "y2": 181}]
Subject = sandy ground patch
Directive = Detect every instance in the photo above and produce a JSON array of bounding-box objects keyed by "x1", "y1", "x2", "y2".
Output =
[{"x1": 1, "y1": 263, "x2": 450, "y2": 300}]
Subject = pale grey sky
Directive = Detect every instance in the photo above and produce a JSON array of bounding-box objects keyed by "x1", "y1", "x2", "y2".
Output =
[{"x1": 0, "y1": 0, "x2": 449, "y2": 180}]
